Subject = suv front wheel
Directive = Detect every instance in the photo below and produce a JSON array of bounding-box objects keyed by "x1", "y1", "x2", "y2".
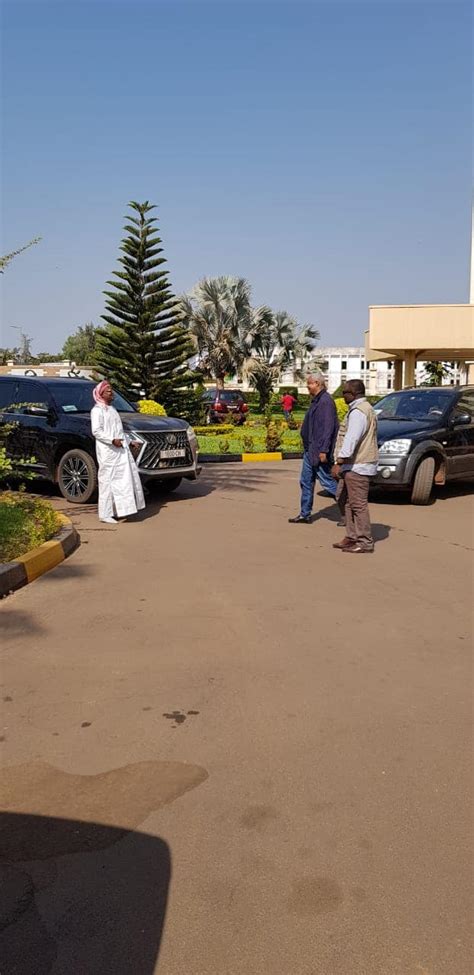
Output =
[
  {"x1": 410, "y1": 456, "x2": 435, "y2": 505},
  {"x1": 57, "y1": 449, "x2": 98, "y2": 503}
]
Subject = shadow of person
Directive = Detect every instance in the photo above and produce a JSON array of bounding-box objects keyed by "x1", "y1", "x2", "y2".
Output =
[
  {"x1": 370, "y1": 522, "x2": 391, "y2": 543},
  {"x1": 0, "y1": 812, "x2": 171, "y2": 975},
  {"x1": 314, "y1": 501, "x2": 391, "y2": 545}
]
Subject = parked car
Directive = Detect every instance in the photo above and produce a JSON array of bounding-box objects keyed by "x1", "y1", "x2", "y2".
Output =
[
  {"x1": 0, "y1": 377, "x2": 200, "y2": 503},
  {"x1": 201, "y1": 388, "x2": 249, "y2": 425},
  {"x1": 373, "y1": 386, "x2": 474, "y2": 504}
]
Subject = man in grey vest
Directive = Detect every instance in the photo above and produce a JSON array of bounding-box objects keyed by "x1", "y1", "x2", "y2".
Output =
[{"x1": 331, "y1": 379, "x2": 378, "y2": 553}]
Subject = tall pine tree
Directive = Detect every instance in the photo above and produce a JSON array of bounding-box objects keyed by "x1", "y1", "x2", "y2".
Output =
[{"x1": 96, "y1": 201, "x2": 193, "y2": 399}]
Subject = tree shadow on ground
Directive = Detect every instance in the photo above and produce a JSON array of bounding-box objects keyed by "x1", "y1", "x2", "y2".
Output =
[
  {"x1": 1, "y1": 609, "x2": 47, "y2": 638},
  {"x1": 132, "y1": 465, "x2": 276, "y2": 518},
  {"x1": 193, "y1": 464, "x2": 278, "y2": 494},
  {"x1": 0, "y1": 812, "x2": 171, "y2": 975},
  {"x1": 6, "y1": 464, "x2": 283, "y2": 523}
]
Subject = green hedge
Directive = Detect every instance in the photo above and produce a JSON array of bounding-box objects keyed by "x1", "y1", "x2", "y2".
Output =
[
  {"x1": 194, "y1": 424, "x2": 235, "y2": 437},
  {"x1": 0, "y1": 493, "x2": 61, "y2": 563}
]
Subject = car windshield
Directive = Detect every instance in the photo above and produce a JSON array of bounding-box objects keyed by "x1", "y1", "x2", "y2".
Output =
[
  {"x1": 51, "y1": 383, "x2": 136, "y2": 413},
  {"x1": 374, "y1": 390, "x2": 453, "y2": 421}
]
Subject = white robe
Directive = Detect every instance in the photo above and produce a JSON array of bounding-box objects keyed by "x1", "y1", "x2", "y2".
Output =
[{"x1": 91, "y1": 404, "x2": 146, "y2": 519}]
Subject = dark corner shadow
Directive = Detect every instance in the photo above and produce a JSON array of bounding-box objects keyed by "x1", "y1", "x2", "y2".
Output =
[
  {"x1": 0, "y1": 609, "x2": 46, "y2": 638},
  {"x1": 0, "y1": 811, "x2": 171, "y2": 975}
]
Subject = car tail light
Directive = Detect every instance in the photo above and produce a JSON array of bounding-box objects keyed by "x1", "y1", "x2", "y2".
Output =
[
  {"x1": 242, "y1": 403, "x2": 249, "y2": 412},
  {"x1": 214, "y1": 401, "x2": 225, "y2": 412}
]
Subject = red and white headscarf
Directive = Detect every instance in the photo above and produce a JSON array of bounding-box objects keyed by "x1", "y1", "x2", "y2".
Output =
[{"x1": 93, "y1": 380, "x2": 111, "y2": 407}]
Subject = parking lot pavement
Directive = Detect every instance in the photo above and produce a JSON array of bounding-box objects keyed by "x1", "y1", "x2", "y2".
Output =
[{"x1": 1, "y1": 462, "x2": 473, "y2": 975}]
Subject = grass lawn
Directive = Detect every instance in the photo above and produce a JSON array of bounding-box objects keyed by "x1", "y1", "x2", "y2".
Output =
[
  {"x1": 197, "y1": 414, "x2": 304, "y2": 455},
  {"x1": 0, "y1": 492, "x2": 62, "y2": 563}
]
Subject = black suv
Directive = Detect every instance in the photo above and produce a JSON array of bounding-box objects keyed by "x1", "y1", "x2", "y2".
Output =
[
  {"x1": 0, "y1": 377, "x2": 200, "y2": 503},
  {"x1": 373, "y1": 386, "x2": 474, "y2": 504}
]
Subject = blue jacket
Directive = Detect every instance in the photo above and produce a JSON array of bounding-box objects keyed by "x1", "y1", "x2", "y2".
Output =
[{"x1": 300, "y1": 390, "x2": 339, "y2": 465}]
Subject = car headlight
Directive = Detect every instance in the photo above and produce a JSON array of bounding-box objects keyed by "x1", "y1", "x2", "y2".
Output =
[
  {"x1": 379, "y1": 438, "x2": 411, "y2": 455},
  {"x1": 186, "y1": 426, "x2": 197, "y2": 445}
]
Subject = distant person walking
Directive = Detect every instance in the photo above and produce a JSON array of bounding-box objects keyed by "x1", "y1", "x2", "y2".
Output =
[
  {"x1": 91, "y1": 380, "x2": 145, "y2": 524},
  {"x1": 281, "y1": 391, "x2": 297, "y2": 423},
  {"x1": 331, "y1": 380, "x2": 378, "y2": 553},
  {"x1": 288, "y1": 373, "x2": 339, "y2": 524}
]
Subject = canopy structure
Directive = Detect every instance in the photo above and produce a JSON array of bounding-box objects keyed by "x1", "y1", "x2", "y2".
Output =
[{"x1": 365, "y1": 304, "x2": 474, "y2": 388}]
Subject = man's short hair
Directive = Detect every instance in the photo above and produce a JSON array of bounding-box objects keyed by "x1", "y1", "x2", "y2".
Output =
[
  {"x1": 344, "y1": 379, "x2": 365, "y2": 397},
  {"x1": 307, "y1": 371, "x2": 326, "y2": 385}
]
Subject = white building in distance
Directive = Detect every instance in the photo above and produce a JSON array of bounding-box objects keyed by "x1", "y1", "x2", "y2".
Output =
[{"x1": 278, "y1": 347, "x2": 468, "y2": 396}]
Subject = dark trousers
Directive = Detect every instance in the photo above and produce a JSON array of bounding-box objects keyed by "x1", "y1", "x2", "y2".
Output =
[{"x1": 336, "y1": 471, "x2": 374, "y2": 549}]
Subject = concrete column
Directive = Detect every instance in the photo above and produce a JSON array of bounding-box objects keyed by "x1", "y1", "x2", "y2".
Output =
[
  {"x1": 403, "y1": 351, "x2": 416, "y2": 387},
  {"x1": 394, "y1": 359, "x2": 403, "y2": 390}
]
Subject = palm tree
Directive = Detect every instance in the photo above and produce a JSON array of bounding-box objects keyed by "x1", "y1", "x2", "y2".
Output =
[
  {"x1": 242, "y1": 311, "x2": 320, "y2": 409},
  {"x1": 421, "y1": 361, "x2": 453, "y2": 386},
  {"x1": 178, "y1": 276, "x2": 255, "y2": 388}
]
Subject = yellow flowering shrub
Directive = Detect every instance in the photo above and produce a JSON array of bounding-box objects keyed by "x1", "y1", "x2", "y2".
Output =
[
  {"x1": 193, "y1": 424, "x2": 234, "y2": 437},
  {"x1": 334, "y1": 398, "x2": 348, "y2": 422},
  {"x1": 137, "y1": 399, "x2": 167, "y2": 416}
]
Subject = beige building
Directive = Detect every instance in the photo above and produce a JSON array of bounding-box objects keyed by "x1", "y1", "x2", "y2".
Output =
[{"x1": 365, "y1": 303, "x2": 474, "y2": 389}]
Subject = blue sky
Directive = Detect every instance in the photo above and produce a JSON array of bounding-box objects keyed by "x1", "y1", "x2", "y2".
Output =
[{"x1": 2, "y1": 0, "x2": 472, "y2": 354}]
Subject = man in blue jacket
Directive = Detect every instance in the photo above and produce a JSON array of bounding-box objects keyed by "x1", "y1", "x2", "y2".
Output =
[{"x1": 289, "y1": 372, "x2": 339, "y2": 524}]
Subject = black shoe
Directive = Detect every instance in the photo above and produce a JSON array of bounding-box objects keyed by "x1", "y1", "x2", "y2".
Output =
[{"x1": 288, "y1": 514, "x2": 311, "y2": 524}]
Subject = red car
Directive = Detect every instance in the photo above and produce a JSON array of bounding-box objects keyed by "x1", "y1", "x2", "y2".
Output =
[{"x1": 202, "y1": 388, "x2": 249, "y2": 425}]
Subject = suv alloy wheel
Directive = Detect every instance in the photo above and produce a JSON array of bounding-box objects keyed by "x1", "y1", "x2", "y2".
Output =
[{"x1": 57, "y1": 449, "x2": 98, "y2": 503}]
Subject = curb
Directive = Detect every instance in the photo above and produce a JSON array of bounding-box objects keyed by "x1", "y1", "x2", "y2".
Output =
[
  {"x1": 0, "y1": 514, "x2": 80, "y2": 598},
  {"x1": 199, "y1": 452, "x2": 304, "y2": 464}
]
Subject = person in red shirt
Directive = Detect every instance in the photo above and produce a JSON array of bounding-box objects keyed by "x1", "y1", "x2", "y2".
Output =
[{"x1": 281, "y1": 392, "x2": 297, "y2": 422}]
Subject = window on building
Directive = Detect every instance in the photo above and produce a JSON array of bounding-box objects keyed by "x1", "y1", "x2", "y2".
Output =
[
  {"x1": 387, "y1": 378, "x2": 392, "y2": 389},
  {"x1": 341, "y1": 360, "x2": 347, "y2": 370}
]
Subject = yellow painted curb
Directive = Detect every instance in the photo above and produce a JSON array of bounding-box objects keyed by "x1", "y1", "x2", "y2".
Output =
[
  {"x1": 242, "y1": 452, "x2": 283, "y2": 463},
  {"x1": 16, "y1": 539, "x2": 65, "y2": 582}
]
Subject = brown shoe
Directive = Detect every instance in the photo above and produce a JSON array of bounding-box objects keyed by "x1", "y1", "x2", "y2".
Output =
[
  {"x1": 342, "y1": 543, "x2": 374, "y2": 554},
  {"x1": 332, "y1": 537, "x2": 356, "y2": 550}
]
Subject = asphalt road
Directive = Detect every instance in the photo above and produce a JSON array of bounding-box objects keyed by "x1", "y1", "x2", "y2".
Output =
[{"x1": 1, "y1": 463, "x2": 473, "y2": 975}]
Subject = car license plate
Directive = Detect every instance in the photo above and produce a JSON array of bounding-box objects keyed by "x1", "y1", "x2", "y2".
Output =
[{"x1": 160, "y1": 448, "x2": 186, "y2": 459}]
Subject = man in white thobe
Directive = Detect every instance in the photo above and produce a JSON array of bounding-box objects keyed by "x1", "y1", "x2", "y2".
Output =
[{"x1": 91, "y1": 380, "x2": 146, "y2": 524}]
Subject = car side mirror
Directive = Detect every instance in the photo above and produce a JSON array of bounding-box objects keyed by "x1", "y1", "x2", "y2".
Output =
[
  {"x1": 451, "y1": 412, "x2": 471, "y2": 427},
  {"x1": 25, "y1": 404, "x2": 51, "y2": 417}
]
